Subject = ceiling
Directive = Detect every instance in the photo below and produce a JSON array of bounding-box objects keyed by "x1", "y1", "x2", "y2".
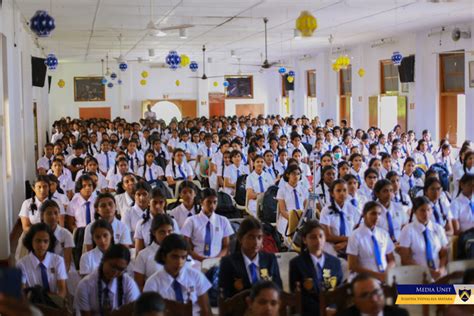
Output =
[{"x1": 14, "y1": 0, "x2": 474, "y2": 64}]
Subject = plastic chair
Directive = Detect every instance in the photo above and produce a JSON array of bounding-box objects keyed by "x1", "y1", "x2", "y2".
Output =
[
  {"x1": 385, "y1": 265, "x2": 430, "y2": 285},
  {"x1": 447, "y1": 259, "x2": 474, "y2": 274},
  {"x1": 201, "y1": 257, "x2": 221, "y2": 273},
  {"x1": 275, "y1": 252, "x2": 298, "y2": 292}
]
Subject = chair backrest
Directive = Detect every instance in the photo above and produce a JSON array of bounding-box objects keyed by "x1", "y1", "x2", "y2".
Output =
[
  {"x1": 163, "y1": 299, "x2": 193, "y2": 316},
  {"x1": 107, "y1": 302, "x2": 134, "y2": 316},
  {"x1": 173, "y1": 180, "x2": 184, "y2": 198},
  {"x1": 218, "y1": 289, "x2": 251, "y2": 316},
  {"x1": 279, "y1": 287, "x2": 302, "y2": 316},
  {"x1": 385, "y1": 265, "x2": 430, "y2": 285},
  {"x1": 275, "y1": 252, "x2": 298, "y2": 292},
  {"x1": 447, "y1": 259, "x2": 474, "y2": 274},
  {"x1": 202, "y1": 257, "x2": 221, "y2": 273},
  {"x1": 286, "y1": 210, "x2": 303, "y2": 238}
]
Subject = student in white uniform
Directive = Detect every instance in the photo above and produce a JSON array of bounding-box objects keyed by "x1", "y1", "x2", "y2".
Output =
[
  {"x1": 169, "y1": 181, "x2": 200, "y2": 229},
  {"x1": 122, "y1": 181, "x2": 151, "y2": 237},
  {"x1": 134, "y1": 187, "x2": 180, "y2": 253},
  {"x1": 40, "y1": 200, "x2": 74, "y2": 272},
  {"x1": 320, "y1": 179, "x2": 360, "y2": 257},
  {"x1": 349, "y1": 153, "x2": 366, "y2": 185},
  {"x1": 359, "y1": 168, "x2": 378, "y2": 202},
  {"x1": 386, "y1": 171, "x2": 412, "y2": 213},
  {"x1": 37, "y1": 143, "x2": 55, "y2": 175},
  {"x1": 76, "y1": 244, "x2": 140, "y2": 316},
  {"x1": 114, "y1": 173, "x2": 138, "y2": 217},
  {"x1": 373, "y1": 179, "x2": 409, "y2": 243},
  {"x1": 94, "y1": 139, "x2": 116, "y2": 176},
  {"x1": 379, "y1": 153, "x2": 393, "y2": 179},
  {"x1": 263, "y1": 150, "x2": 279, "y2": 181},
  {"x1": 106, "y1": 157, "x2": 130, "y2": 192},
  {"x1": 65, "y1": 174, "x2": 97, "y2": 232},
  {"x1": 342, "y1": 174, "x2": 367, "y2": 214},
  {"x1": 182, "y1": 188, "x2": 234, "y2": 262},
  {"x1": 137, "y1": 150, "x2": 165, "y2": 184},
  {"x1": 337, "y1": 161, "x2": 351, "y2": 179},
  {"x1": 17, "y1": 223, "x2": 67, "y2": 298},
  {"x1": 400, "y1": 157, "x2": 423, "y2": 195},
  {"x1": 413, "y1": 139, "x2": 436, "y2": 169},
  {"x1": 209, "y1": 140, "x2": 230, "y2": 190},
  {"x1": 347, "y1": 201, "x2": 396, "y2": 282},
  {"x1": 165, "y1": 148, "x2": 194, "y2": 191},
  {"x1": 399, "y1": 196, "x2": 448, "y2": 281},
  {"x1": 453, "y1": 151, "x2": 474, "y2": 195},
  {"x1": 313, "y1": 153, "x2": 334, "y2": 186},
  {"x1": 125, "y1": 139, "x2": 144, "y2": 174},
  {"x1": 79, "y1": 219, "x2": 113, "y2": 276},
  {"x1": 276, "y1": 165, "x2": 309, "y2": 242},
  {"x1": 422, "y1": 177, "x2": 454, "y2": 236},
  {"x1": 246, "y1": 155, "x2": 274, "y2": 217},
  {"x1": 143, "y1": 234, "x2": 212, "y2": 316},
  {"x1": 84, "y1": 193, "x2": 132, "y2": 251},
  {"x1": 223, "y1": 150, "x2": 250, "y2": 197},
  {"x1": 48, "y1": 174, "x2": 70, "y2": 215},
  {"x1": 451, "y1": 174, "x2": 474, "y2": 234},
  {"x1": 19, "y1": 176, "x2": 53, "y2": 231},
  {"x1": 314, "y1": 166, "x2": 337, "y2": 210}
]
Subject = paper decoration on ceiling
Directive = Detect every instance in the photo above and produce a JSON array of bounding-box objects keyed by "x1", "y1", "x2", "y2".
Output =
[
  {"x1": 335, "y1": 55, "x2": 350, "y2": 70},
  {"x1": 141, "y1": 71, "x2": 149, "y2": 78},
  {"x1": 107, "y1": 82, "x2": 114, "y2": 88},
  {"x1": 391, "y1": 51, "x2": 403, "y2": 66},
  {"x1": 358, "y1": 68, "x2": 365, "y2": 77},
  {"x1": 189, "y1": 61, "x2": 198, "y2": 72},
  {"x1": 223, "y1": 81, "x2": 229, "y2": 87},
  {"x1": 332, "y1": 63, "x2": 340, "y2": 72},
  {"x1": 295, "y1": 11, "x2": 317, "y2": 37},
  {"x1": 119, "y1": 62, "x2": 128, "y2": 72},
  {"x1": 57, "y1": 79, "x2": 65, "y2": 88},
  {"x1": 101, "y1": 77, "x2": 108, "y2": 85},
  {"x1": 288, "y1": 70, "x2": 295, "y2": 77},
  {"x1": 44, "y1": 53, "x2": 58, "y2": 70},
  {"x1": 278, "y1": 67, "x2": 286, "y2": 74},
  {"x1": 30, "y1": 10, "x2": 55, "y2": 37},
  {"x1": 213, "y1": 81, "x2": 218, "y2": 87},
  {"x1": 165, "y1": 51, "x2": 181, "y2": 70},
  {"x1": 180, "y1": 54, "x2": 190, "y2": 67},
  {"x1": 117, "y1": 79, "x2": 123, "y2": 85},
  {"x1": 287, "y1": 76, "x2": 294, "y2": 83},
  {"x1": 140, "y1": 79, "x2": 147, "y2": 86},
  {"x1": 175, "y1": 80, "x2": 180, "y2": 86},
  {"x1": 110, "y1": 73, "x2": 117, "y2": 80}
]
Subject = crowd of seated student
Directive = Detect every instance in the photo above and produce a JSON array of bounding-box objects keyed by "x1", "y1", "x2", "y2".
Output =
[{"x1": 10, "y1": 114, "x2": 474, "y2": 315}]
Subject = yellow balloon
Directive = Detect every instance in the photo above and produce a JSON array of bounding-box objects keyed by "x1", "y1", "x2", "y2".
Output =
[
  {"x1": 180, "y1": 55, "x2": 190, "y2": 67},
  {"x1": 287, "y1": 76, "x2": 294, "y2": 83},
  {"x1": 140, "y1": 79, "x2": 147, "y2": 86},
  {"x1": 57, "y1": 79, "x2": 65, "y2": 88},
  {"x1": 332, "y1": 63, "x2": 340, "y2": 72},
  {"x1": 358, "y1": 68, "x2": 365, "y2": 77},
  {"x1": 141, "y1": 71, "x2": 149, "y2": 78},
  {"x1": 175, "y1": 80, "x2": 180, "y2": 86},
  {"x1": 213, "y1": 81, "x2": 218, "y2": 87},
  {"x1": 295, "y1": 11, "x2": 318, "y2": 37}
]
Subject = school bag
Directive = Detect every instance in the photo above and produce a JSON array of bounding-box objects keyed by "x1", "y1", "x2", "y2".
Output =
[
  {"x1": 228, "y1": 219, "x2": 242, "y2": 254},
  {"x1": 154, "y1": 154, "x2": 167, "y2": 172},
  {"x1": 429, "y1": 163, "x2": 450, "y2": 192},
  {"x1": 259, "y1": 185, "x2": 279, "y2": 223},
  {"x1": 216, "y1": 191, "x2": 240, "y2": 218},
  {"x1": 73, "y1": 227, "x2": 86, "y2": 270},
  {"x1": 234, "y1": 174, "x2": 248, "y2": 206},
  {"x1": 261, "y1": 222, "x2": 282, "y2": 253},
  {"x1": 153, "y1": 179, "x2": 173, "y2": 199},
  {"x1": 457, "y1": 227, "x2": 474, "y2": 260},
  {"x1": 204, "y1": 266, "x2": 220, "y2": 307}
]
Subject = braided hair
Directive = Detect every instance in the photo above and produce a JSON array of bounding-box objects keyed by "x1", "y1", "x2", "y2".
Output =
[{"x1": 142, "y1": 187, "x2": 167, "y2": 225}]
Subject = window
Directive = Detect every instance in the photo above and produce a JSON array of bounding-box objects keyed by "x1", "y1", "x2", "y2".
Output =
[
  {"x1": 440, "y1": 52, "x2": 464, "y2": 93},
  {"x1": 339, "y1": 65, "x2": 352, "y2": 96},
  {"x1": 380, "y1": 60, "x2": 399, "y2": 94},
  {"x1": 307, "y1": 69, "x2": 316, "y2": 98}
]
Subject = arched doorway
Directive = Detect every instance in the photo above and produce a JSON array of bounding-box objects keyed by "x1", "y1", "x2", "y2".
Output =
[{"x1": 151, "y1": 101, "x2": 182, "y2": 124}]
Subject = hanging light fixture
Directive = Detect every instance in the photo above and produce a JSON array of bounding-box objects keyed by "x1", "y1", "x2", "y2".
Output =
[{"x1": 179, "y1": 28, "x2": 188, "y2": 39}]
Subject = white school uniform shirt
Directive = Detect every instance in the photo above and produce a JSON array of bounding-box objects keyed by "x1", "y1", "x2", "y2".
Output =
[
  {"x1": 211, "y1": 151, "x2": 224, "y2": 171},
  {"x1": 320, "y1": 201, "x2": 360, "y2": 238},
  {"x1": 169, "y1": 204, "x2": 197, "y2": 229},
  {"x1": 302, "y1": 134, "x2": 316, "y2": 146},
  {"x1": 53, "y1": 225, "x2": 75, "y2": 257},
  {"x1": 246, "y1": 171, "x2": 274, "y2": 217},
  {"x1": 436, "y1": 154, "x2": 454, "y2": 175},
  {"x1": 94, "y1": 151, "x2": 117, "y2": 174},
  {"x1": 298, "y1": 162, "x2": 311, "y2": 177},
  {"x1": 17, "y1": 252, "x2": 67, "y2": 293},
  {"x1": 276, "y1": 182, "x2": 309, "y2": 237},
  {"x1": 84, "y1": 217, "x2": 132, "y2": 246},
  {"x1": 19, "y1": 197, "x2": 65, "y2": 225},
  {"x1": 122, "y1": 205, "x2": 146, "y2": 234},
  {"x1": 358, "y1": 184, "x2": 374, "y2": 201},
  {"x1": 76, "y1": 170, "x2": 107, "y2": 191},
  {"x1": 428, "y1": 198, "x2": 452, "y2": 228},
  {"x1": 263, "y1": 163, "x2": 279, "y2": 181},
  {"x1": 350, "y1": 167, "x2": 366, "y2": 185},
  {"x1": 134, "y1": 215, "x2": 181, "y2": 246},
  {"x1": 115, "y1": 192, "x2": 135, "y2": 217},
  {"x1": 223, "y1": 164, "x2": 249, "y2": 196},
  {"x1": 51, "y1": 191, "x2": 69, "y2": 210},
  {"x1": 198, "y1": 144, "x2": 218, "y2": 159},
  {"x1": 75, "y1": 268, "x2": 140, "y2": 315},
  {"x1": 275, "y1": 161, "x2": 288, "y2": 175},
  {"x1": 451, "y1": 194, "x2": 474, "y2": 233},
  {"x1": 378, "y1": 143, "x2": 391, "y2": 155},
  {"x1": 314, "y1": 183, "x2": 331, "y2": 208},
  {"x1": 48, "y1": 170, "x2": 74, "y2": 193},
  {"x1": 65, "y1": 153, "x2": 87, "y2": 167},
  {"x1": 105, "y1": 169, "x2": 127, "y2": 190},
  {"x1": 167, "y1": 137, "x2": 179, "y2": 149},
  {"x1": 66, "y1": 193, "x2": 97, "y2": 228},
  {"x1": 399, "y1": 218, "x2": 448, "y2": 269},
  {"x1": 126, "y1": 151, "x2": 143, "y2": 174},
  {"x1": 51, "y1": 132, "x2": 63, "y2": 144},
  {"x1": 37, "y1": 155, "x2": 54, "y2": 171},
  {"x1": 79, "y1": 247, "x2": 103, "y2": 275},
  {"x1": 287, "y1": 143, "x2": 309, "y2": 159},
  {"x1": 413, "y1": 151, "x2": 435, "y2": 168},
  {"x1": 144, "y1": 266, "x2": 212, "y2": 316},
  {"x1": 376, "y1": 201, "x2": 409, "y2": 242},
  {"x1": 391, "y1": 158, "x2": 404, "y2": 174},
  {"x1": 346, "y1": 223, "x2": 395, "y2": 273},
  {"x1": 137, "y1": 163, "x2": 165, "y2": 182},
  {"x1": 453, "y1": 165, "x2": 474, "y2": 195},
  {"x1": 181, "y1": 211, "x2": 234, "y2": 258},
  {"x1": 165, "y1": 161, "x2": 194, "y2": 180},
  {"x1": 399, "y1": 173, "x2": 423, "y2": 195}
]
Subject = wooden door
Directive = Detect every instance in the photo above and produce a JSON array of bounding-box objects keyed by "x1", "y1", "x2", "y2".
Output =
[
  {"x1": 439, "y1": 95, "x2": 458, "y2": 143},
  {"x1": 79, "y1": 107, "x2": 111, "y2": 119},
  {"x1": 339, "y1": 96, "x2": 350, "y2": 126},
  {"x1": 368, "y1": 96, "x2": 378, "y2": 128},
  {"x1": 397, "y1": 96, "x2": 407, "y2": 132},
  {"x1": 236, "y1": 103, "x2": 264, "y2": 117},
  {"x1": 209, "y1": 93, "x2": 225, "y2": 117}
]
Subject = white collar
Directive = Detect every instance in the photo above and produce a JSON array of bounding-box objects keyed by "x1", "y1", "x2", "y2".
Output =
[{"x1": 242, "y1": 252, "x2": 259, "y2": 268}]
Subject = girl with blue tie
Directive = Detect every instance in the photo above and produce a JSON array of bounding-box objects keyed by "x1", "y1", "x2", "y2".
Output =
[
  {"x1": 79, "y1": 219, "x2": 113, "y2": 276},
  {"x1": 137, "y1": 150, "x2": 165, "y2": 184},
  {"x1": 314, "y1": 165, "x2": 337, "y2": 210},
  {"x1": 223, "y1": 150, "x2": 249, "y2": 197},
  {"x1": 263, "y1": 150, "x2": 279, "y2": 181},
  {"x1": 337, "y1": 161, "x2": 351, "y2": 179},
  {"x1": 386, "y1": 171, "x2": 412, "y2": 211},
  {"x1": 347, "y1": 201, "x2": 396, "y2": 282},
  {"x1": 422, "y1": 177, "x2": 454, "y2": 236},
  {"x1": 342, "y1": 174, "x2": 367, "y2": 214},
  {"x1": 399, "y1": 197, "x2": 448, "y2": 280},
  {"x1": 246, "y1": 156, "x2": 274, "y2": 217},
  {"x1": 451, "y1": 174, "x2": 474, "y2": 234},
  {"x1": 453, "y1": 151, "x2": 474, "y2": 195},
  {"x1": 143, "y1": 234, "x2": 212, "y2": 316},
  {"x1": 436, "y1": 143, "x2": 454, "y2": 176},
  {"x1": 400, "y1": 157, "x2": 422, "y2": 195},
  {"x1": 413, "y1": 139, "x2": 435, "y2": 168},
  {"x1": 165, "y1": 148, "x2": 194, "y2": 191}
]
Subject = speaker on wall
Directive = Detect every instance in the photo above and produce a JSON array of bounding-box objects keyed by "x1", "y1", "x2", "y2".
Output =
[
  {"x1": 398, "y1": 55, "x2": 415, "y2": 83},
  {"x1": 31, "y1": 56, "x2": 47, "y2": 87}
]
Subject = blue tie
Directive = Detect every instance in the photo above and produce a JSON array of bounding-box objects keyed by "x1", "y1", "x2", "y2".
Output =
[
  {"x1": 178, "y1": 165, "x2": 186, "y2": 178},
  {"x1": 338, "y1": 211, "x2": 346, "y2": 236},
  {"x1": 293, "y1": 189, "x2": 301, "y2": 209},
  {"x1": 204, "y1": 221, "x2": 211, "y2": 256},
  {"x1": 39, "y1": 263, "x2": 50, "y2": 292},
  {"x1": 386, "y1": 212, "x2": 395, "y2": 241},
  {"x1": 433, "y1": 203, "x2": 441, "y2": 224},
  {"x1": 351, "y1": 198, "x2": 358, "y2": 207},
  {"x1": 423, "y1": 153, "x2": 429, "y2": 166},
  {"x1": 394, "y1": 195, "x2": 400, "y2": 203},
  {"x1": 258, "y1": 176, "x2": 265, "y2": 193},
  {"x1": 328, "y1": 144, "x2": 332, "y2": 151},
  {"x1": 148, "y1": 167, "x2": 154, "y2": 181},
  {"x1": 85, "y1": 201, "x2": 91, "y2": 224},
  {"x1": 316, "y1": 262, "x2": 324, "y2": 288},
  {"x1": 207, "y1": 148, "x2": 210, "y2": 157},
  {"x1": 356, "y1": 174, "x2": 361, "y2": 184},
  {"x1": 408, "y1": 177, "x2": 414, "y2": 189},
  {"x1": 173, "y1": 279, "x2": 184, "y2": 303},
  {"x1": 130, "y1": 156, "x2": 134, "y2": 171},
  {"x1": 105, "y1": 153, "x2": 110, "y2": 170},
  {"x1": 371, "y1": 235, "x2": 385, "y2": 272},
  {"x1": 249, "y1": 263, "x2": 259, "y2": 284},
  {"x1": 470, "y1": 201, "x2": 474, "y2": 215},
  {"x1": 48, "y1": 159, "x2": 52, "y2": 169},
  {"x1": 237, "y1": 169, "x2": 240, "y2": 178},
  {"x1": 423, "y1": 229, "x2": 436, "y2": 269}
]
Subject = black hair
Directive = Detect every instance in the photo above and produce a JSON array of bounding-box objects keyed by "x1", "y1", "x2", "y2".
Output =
[
  {"x1": 171, "y1": 148, "x2": 186, "y2": 179},
  {"x1": 200, "y1": 187, "x2": 218, "y2": 201},
  {"x1": 463, "y1": 151, "x2": 474, "y2": 174},
  {"x1": 142, "y1": 187, "x2": 168, "y2": 225},
  {"x1": 364, "y1": 167, "x2": 378, "y2": 180},
  {"x1": 237, "y1": 217, "x2": 262, "y2": 240},
  {"x1": 149, "y1": 213, "x2": 174, "y2": 245},
  {"x1": 328, "y1": 179, "x2": 347, "y2": 214},
  {"x1": 39, "y1": 199, "x2": 60, "y2": 219},
  {"x1": 23, "y1": 222, "x2": 57, "y2": 253},
  {"x1": 133, "y1": 292, "x2": 165, "y2": 316},
  {"x1": 30, "y1": 175, "x2": 51, "y2": 215},
  {"x1": 75, "y1": 174, "x2": 97, "y2": 193},
  {"x1": 90, "y1": 219, "x2": 115, "y2": 248},
  {"x1": 409, "y1": 196, "x2": 431, "y2": 222},
  {"x1": 134, "y1": 181, "x2": 152, "y2": 197},
  {"x1": 249, "y1": 280, "x2": 281, "y2": 300},
  {"x1": 282, "y1": 164, "x2": 302, "y2": 182},
  {"x1": 343, "y1": 174, "x2": 359, "y2": 187},
  {"x1": 458, "y1": 173, "x2": 474, "y2": 197},
  {"x1": 141, "y1": 149, "x2": 156, "y2": 178},
  {"x1": 93, "y1": 192, "x2": 118, "y2": 220},
  {"x1": 349, "y1": 273, "x2": 379, "y2": 296},
  {"x1": 155, "y1": 233, "x2": 188, "y2": 265},
  {"x1": 373, "y1": 179, "x2": 392, "y2": 196}
]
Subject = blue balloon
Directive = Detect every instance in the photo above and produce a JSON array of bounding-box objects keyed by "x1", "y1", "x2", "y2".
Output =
[
  {"x1": 110, "y1": 73, "x2": 117, "y2": 80},
  {"x1": 189, "y1": 61, "x2": 198, "y2": 72},
  {"x1": 288, "y1": 70, "x2": 295, "y2": 77},
  {"x1": 101, "y1": 78, "x2": 108, "y2": 85},
  {"x1": 30, "y1": 10, "x2": 55, "y2": 37},
  {"x1": 44, "y1": 53, "x2": 58, "y2": 70},
  {"x1": 278, "y1": 67, "x2": 286, "y2": 74},
  {"x1": 117, "y1": 79, "x2": 123, "y2": 85},
  {"x1": 107, "y1": 82, "x2": 113, "y2": 88},
  {"x1": 223, "y1": 81, "x2": 229, "y2": 87},
  {"x1": 119, "y1": 62, "x2": 128, "y2": 71}
]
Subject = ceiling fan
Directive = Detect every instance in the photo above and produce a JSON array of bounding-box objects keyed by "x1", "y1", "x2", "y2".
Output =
[
  {"x1": 189, "y1": 45, "x2": 224, "y2": 80},
  {"x1": 240, "y1": 18, "x2": 280, "y2": 69},
  {"x1": 144, "y1": 0, "x2": 194, "y2": 37}
]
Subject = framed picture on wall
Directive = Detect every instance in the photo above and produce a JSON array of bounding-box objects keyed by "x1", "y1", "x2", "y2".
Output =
[
  {"x1": 224, "y1": 75, "x2": 253, "y2": 99},
  {"x1": 74, "y1": 77, "x2": 106, "y2": 102},
  {"x1": 470, "y1": 61, "x2": 474, "y2": 88}
]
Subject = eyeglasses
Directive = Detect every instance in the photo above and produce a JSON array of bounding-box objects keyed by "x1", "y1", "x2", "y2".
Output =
[
  {"x1": 109, "y1": 263, "x2": 127, "y2": 275},
  {"x1": 357, "y1": 288, "x2": 384, "y2": 300}
]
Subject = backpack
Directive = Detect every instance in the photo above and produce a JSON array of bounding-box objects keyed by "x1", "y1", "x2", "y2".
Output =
[
  {"x1": 430, "y1": 163, "x2": 450, "y2": 192},
  {"x1": 259, "y1": 185, "x2": 279, "y2": 223},
  {"x1": 205, "y1": 266, "x2": 220, "y2": 307},
  {"x1": 229, "y1": 219, "x2": 242, "y2": 254},
  {"x1": 72, "y1": 227, "x2": 86, "y2": 270},
  {"x1": 457, "y1": 227, "x2": 474, "y2": 259},
  {"x1": 261, "y1": 222, "x2": 282, "y2": 253},
  {"x1": 153, "y1": 179, "x2": 173, "y2": 199},
  {"x1": 216, "y1": 191, "x2": 240, "y2": 218},
  {"x1": 234, "y1": 174, "x2": 248, "y2": 206}
]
